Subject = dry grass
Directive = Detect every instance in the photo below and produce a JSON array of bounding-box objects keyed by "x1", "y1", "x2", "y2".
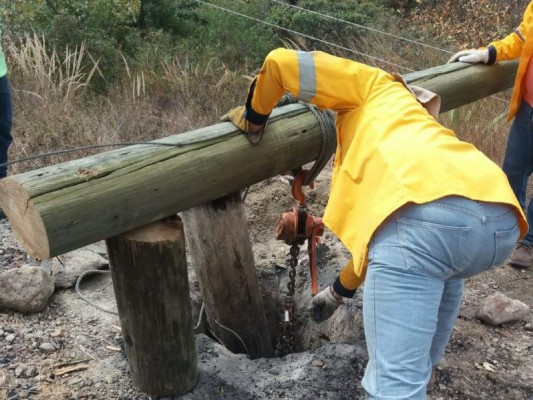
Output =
[{"x1": 5, "y1": 36, "x2": 250, "y2": 174}]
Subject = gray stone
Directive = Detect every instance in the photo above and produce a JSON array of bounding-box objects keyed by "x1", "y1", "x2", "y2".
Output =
[
  {"x1": 24, "y1": 366, "x2": 38, "y2": 378},
  {"x1": 51, "y1": 249, "x2": 108, "y2": 288},
  {"x1": 477, "y1": 293, "x2": 530, "y2": 326},
  {"x1": 14, "y1": 366, "x2": 25, "y2": 377},
  {"x1": 0, "y1": 267, "x2": 55, "y2": 313},
  {"x1": 38, "y1": 343, "x2": 56, "y2": 353}
]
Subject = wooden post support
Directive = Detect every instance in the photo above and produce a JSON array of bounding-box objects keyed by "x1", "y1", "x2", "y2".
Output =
[
  {"x1": 105, "y1": 216, "x2": 197, "y2": 396},
  {"x1": 182, "y1": 192, "x2": 273, "y2": 359}
]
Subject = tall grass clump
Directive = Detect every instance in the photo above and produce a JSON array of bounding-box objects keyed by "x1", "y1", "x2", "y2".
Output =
[
  {"x1": 5, "y1": 35, "x2": 252, "y2": 175},
  {"x1": 7, "y1": 35, "x2": 101, "y2": 172}
]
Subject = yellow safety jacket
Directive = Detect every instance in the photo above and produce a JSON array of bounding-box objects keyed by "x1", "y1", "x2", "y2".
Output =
[
  {"x1": 246, "y1": 48, "x2": 527, "y2": 291},
  {"x1": 488, "y1": 1, "x2": 533, "y2": 120}
]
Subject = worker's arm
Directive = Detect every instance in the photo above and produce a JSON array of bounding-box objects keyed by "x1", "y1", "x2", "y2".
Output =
[
  {"x1": 309, "y1": 258, "x2": 362, "y2": 323},
  {"x1": 448, "y1": 3, "x2": 531, "y2": 65},
  {"x1": 448, "y1": 2, "x2": 533, "y2": 65},
  {"x1": 335, "y1": 258, "x2": 364, "y2": 296},
  {"x1": 245, "y1": 47, "x2": 383, "y2": 127},
  {"x1": 487, "y1": 3, "x2": 531, "y2": 63}
]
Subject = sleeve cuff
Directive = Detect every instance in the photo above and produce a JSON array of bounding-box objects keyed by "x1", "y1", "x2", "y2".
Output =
[
  {"x1": 487, "y1": 46, "x2": 497, "y2": 65},
  {"x1": 333, "y1": 276, "x2": 357, "y2": 298},
  {"x1": 245, "y1": 78, "x2": 270, "y2": 125}
]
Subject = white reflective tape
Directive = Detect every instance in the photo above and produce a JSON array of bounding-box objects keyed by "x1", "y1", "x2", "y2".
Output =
[
  {"x1": 297, "y1": 51, "x2": 317, "y2": 102},
  {"x1": 284, "y1": 310, "x2": 290, "y2": 322},
  {"x1": 515, "y1": 28, "x2": 525, "y2": 42}
]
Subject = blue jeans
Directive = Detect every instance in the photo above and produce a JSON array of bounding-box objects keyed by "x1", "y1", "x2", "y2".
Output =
[
  {"x1": 362, "y1": 196, "x2": 519, "y2": 400},
  {"x1": 0, "y1": 75, "x2": 13, "y2": 179},
  {"x1": 502, "y1": 100, "x2": 533, "y2": 243}
]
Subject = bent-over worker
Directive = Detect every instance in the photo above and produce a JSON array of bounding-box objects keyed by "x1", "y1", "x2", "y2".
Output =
[{"x1": 224, "y1": 47, "x2": 527, "y2": 400}]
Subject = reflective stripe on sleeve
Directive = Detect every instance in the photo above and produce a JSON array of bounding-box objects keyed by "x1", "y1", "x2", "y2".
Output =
[
  {"x1": 515, "y1": 28, "x2": 526, "y2": 42},
  {"x1": 297, "y1": 51, "x2": 317, "y2": 102}
]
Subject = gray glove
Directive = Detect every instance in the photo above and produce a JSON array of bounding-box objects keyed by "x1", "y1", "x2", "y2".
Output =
[
  {"x1": 309, "y1": 286, "x2": 344, "y2": 323},
  {"x1": 448, "y1": 49, "x2": 489, "y2": 64}
]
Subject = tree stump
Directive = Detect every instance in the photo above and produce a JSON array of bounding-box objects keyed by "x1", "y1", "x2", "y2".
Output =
[{"x1": 106, "y1": 216, "x2": 197, "y2": 396}]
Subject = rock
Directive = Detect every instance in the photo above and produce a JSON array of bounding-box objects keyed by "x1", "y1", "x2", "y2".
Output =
[
  {"x1": 24, "y1": 366, "x2": 38, "y2": 378},
  {"x1": 38, "y1": 343, "x2": 56, "y2": 353},
  {"x1": 51, "y1": 249, "x2": 108, "y2": 289},
  {"x1": 477, "y1": 293, "x2": 530, "y2": 326},
  {"x1": 0, "y1": 267, "x2": 55, "y2": 313},
  {"x1": 5, "y1": 334, "x2": 15, "y2": 343},
  {"x1": 14, "y1": 366, "x2": 24, "y2": 377},
  {"x1": 312, "y1": 359, "x2": 324, "y2": 368}
]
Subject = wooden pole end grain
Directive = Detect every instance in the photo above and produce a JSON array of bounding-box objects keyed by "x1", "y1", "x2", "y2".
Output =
[{"x1": 0, "y1": 177, "x2": 49, "y2": 260}]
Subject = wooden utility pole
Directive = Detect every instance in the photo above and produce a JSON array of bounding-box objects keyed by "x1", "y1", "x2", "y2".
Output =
[
  {"x1": 0, "y1": 60, "x2": 519, "y2": 260},
  {"x1": 106, "y1": 217, "x2": 197, "y2": 396},
  {"x1": 182, "y1": 192, "x2": 273, "y2": 359}
]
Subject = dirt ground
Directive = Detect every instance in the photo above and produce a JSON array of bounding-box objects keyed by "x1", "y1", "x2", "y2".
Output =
[{"x1": 0, "y1": 164, "x2": 532, "y2": 400}]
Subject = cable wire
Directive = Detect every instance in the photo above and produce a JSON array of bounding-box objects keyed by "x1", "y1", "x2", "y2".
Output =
[
  {"x1": 195, "y1": 0, "x2": 414, "y2": 72},
  {"x1": 75, "y1": 268, "x2": 118, "y2": 315},
  {"x1": 0, "y1": 133, "x2": 234, "y2": 168}
]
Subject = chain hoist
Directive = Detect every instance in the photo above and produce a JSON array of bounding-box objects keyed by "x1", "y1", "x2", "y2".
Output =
[{"x1": 274, "y1": 169, "x2": 324, "y2": 357}]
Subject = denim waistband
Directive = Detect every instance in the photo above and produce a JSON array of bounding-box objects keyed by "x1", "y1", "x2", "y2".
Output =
[{"x1": 407, "y1": 196, "x2": 515, "y2": 220}]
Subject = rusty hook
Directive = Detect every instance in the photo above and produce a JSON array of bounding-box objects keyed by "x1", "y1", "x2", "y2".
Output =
[{"x1": 291, "y1": 169, "x2": 314, "y2": 208}]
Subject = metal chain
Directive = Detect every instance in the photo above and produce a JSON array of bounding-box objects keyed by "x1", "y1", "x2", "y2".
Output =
[{"x1": 275, "y1": 243, "x2": 300, "y2": 357}]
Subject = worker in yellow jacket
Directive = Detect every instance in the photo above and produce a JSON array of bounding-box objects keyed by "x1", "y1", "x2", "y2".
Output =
[
  {"x1": 225, "y1": 48, "x2": 527, "y2": 399},
  {"x1": 449, "y1": 1, "x2": 533, "y2": 269}
]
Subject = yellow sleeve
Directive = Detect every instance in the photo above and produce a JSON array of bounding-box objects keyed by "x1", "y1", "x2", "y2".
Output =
[
  {"x1": 489, "y1": 2, "x2": 532, "y2": 61},
  {"x1": 338, "y1": 258, "x2": 366, "y2": 290},
  {"x1": 245, "y1": 47, "x2": 384, "y2": 123}
]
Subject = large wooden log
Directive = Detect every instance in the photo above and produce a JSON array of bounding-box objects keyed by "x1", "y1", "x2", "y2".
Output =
[
  {"x1": 0, "y1": 104, "x2": 321, "y2": 259},
  {"x1": 106, "y1": 216, "x2": 197, "y2": 396},
  {"x1": 0, "y1": 60, "x2": 518, "y2": 259},
  {"x1": 403, "y1": 61, "x2": 517, "y2": 113},
  {"x1": 182, "y1": 192, "x2": 273, "y2": 359}
]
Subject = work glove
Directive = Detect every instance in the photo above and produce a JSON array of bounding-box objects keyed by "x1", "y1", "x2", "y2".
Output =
[
  {"x1": 308, "y1": 286, "x2": 344, "y2": 323},
  {"x1": 448, "y1": 49, "x2": 489, "y2": 64},
  {"x1": 221, "y1": 105, "x2": 265, "y2": 145}
]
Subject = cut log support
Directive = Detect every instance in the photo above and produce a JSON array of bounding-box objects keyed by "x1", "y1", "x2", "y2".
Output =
[
  {"x1": 182, "y1": 192, "x2": 273, "y2": 359},
  {"x1": 0, "y1": 60, "x2": 519, "y2": 259},
  {"x1": 106, "y1": 216, "x2": 197, "y2": 396}
]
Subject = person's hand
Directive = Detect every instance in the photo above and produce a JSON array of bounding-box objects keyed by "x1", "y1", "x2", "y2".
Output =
[
  {"x1": 221, "y1": 105, "x2": 265, "y2": 144},
  {"x1": 448, "y1": 49, "x2": 489, "y2": 64},
  {"x1": 308, "y1": 286, "x2": 344, "y2": 323}
]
